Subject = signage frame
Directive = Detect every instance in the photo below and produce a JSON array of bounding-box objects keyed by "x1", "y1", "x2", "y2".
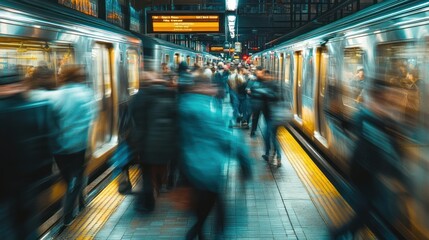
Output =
[{"x1": 146, "y1": 11, "x2": 225, "y2": 34}]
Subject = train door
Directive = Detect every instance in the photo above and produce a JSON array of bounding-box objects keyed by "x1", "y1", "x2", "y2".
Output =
[
  {"x1": 294, "y1": 51, "x2": 304, "y2": 118},
  {"x1": 316, "y1": 47, "x2": 329, "y2": 143},
  {"x1": 91, "y1": 43, "x2": 114, "y2": 152}
]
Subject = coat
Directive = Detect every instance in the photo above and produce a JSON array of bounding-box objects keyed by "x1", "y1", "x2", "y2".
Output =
[
  {"x1": 130, "y1": 83, "x2": 178, "y2": 165},
  {"x1": 179, "y1": 93, "x2": 230, "y2": 193},
  {"x1": 0, "y1": 94, "x2": 56, "y2": 198}
]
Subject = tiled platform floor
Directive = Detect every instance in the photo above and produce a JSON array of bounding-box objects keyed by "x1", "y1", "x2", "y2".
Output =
[{"x1": 58, "y1": 125, "x2": 335, "y2": 240}]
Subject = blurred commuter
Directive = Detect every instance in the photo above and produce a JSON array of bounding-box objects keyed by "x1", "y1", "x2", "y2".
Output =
[
  {"x1": 237, "y1": 67, "x2": 251, "y2": 128},
  {"x1": 161, "y1": 62, "x2": 176, "y2": 83},
  {"x1": 177, "y1": 61, "x2": 193, "y2": 93},
  {"x1": 247, "y1": 66, "x2": 268, "y2": 137},
  {"x1": 130, "y1": 71, "x2": 178, "y2": 212},
  {"x1": 212, "y1": 62, "x2": 229, "y2": 114},
  {"x1": 227, "y1": 65, "x2": 240, "y2": 127},
  {"x1": 179, "y1": 71, "x2": 252, "y2": 240},
  {"x1": 331, "y1": 80, "x2": 407, "y2": 239},
  {"x1": 402, "y1": 68, "x2": 421, "y2": 127},
  {"x1": 262, "y1": 71, "x2": 282, "y2": 166},
  {"x1": 351, "y1": 67, "x2": 366, "y2": 103},
  {"x1": 28, "y1": 65, "x2": 57, "y2": 101},
  {"x1": 52, "y1": 65, "x2": 97, "y2": 226},
  {"x1": 0, "y1": 66, "x2": 56, "y2": 239}
]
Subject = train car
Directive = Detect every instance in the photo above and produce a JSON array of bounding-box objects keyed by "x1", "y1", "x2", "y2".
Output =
[
  {"x1": 252, "y1": 0, "x2": 429, "y2": 238},
  {"x1": 136, "y1": 34, "x2": 220, "y2": 72},
  {"x1": 0, "y1": 0, "x2": 141, "y2": 236}
]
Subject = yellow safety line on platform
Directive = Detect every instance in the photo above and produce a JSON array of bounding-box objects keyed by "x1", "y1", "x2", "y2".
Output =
[
  {"x1": 57, "y1": 167, "x2": 140, "y2": 239},
  {"x1": 277, "y1": 127, "x2": 355, "y2": 227}
]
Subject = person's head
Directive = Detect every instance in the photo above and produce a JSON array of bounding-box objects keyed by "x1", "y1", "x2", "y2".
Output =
[
  {"x1": 178, "y1": 61, "x2": 189, "y2": 73},
  {"x1": 29, "y1": 66, "x2": 56, "y2": 90},
  {"x1": 255, "y1": 66, "x2": 264, "y2": 79},
  {"x1": 217, "y1": 62, "x2": 224, "y2": 71},
  {"x1": 161, "y1": 63, "x2": 169, "y2": 73},
  {"x1": 59, "y1": 64, "x2": 86, "y2": 84},
  {"x1": 356, "y1": 67, "x2": 364, "y2": 80}
]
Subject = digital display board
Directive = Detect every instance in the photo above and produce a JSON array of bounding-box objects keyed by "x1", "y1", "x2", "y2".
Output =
[{"x1": 146, "y1": 12, "x2": 224, "y2": 34}]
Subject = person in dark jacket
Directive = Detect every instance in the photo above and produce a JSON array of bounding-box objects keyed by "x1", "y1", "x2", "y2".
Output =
[
  {"x1": 248, "y1": 66, "x2": 268, "y2": 137},
  {"x1": 0, "y1": 66, "x2": 56, "y2": 240},
  {"x1": 130, "y1": 71, "x2": 178, "y2": 212},
  {"x1": 212, "y1": 62, "x2": 229, "y2": 113}
]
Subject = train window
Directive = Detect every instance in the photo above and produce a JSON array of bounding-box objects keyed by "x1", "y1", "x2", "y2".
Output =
[
  {"x1": 303, "y1": 49, "x2": 314, "y2": 98},
  {"x1": 377, "y1": 42, "x2": 422, "y2": 127},
  {"x1": 186, "y1": 56, "x2": 190, "y2": 66},
  {"x1": 294, "y1": 51, "x2": 304, "y2": 118},
  {"x1": 165, "y1": 54, "x2": 170, "y2": 65},
  {"x1": 317, "y1": 47, "x2": 329, "y2": 138},
  {"x1": 0, "y1": 39, "x2": 74, "y2": 83},
  {"x1": 174, "y1": 53, "x2": 180, "y2": 65},
  {"x1": 284, "y1": 54, "x2": 291, "y2": 85},
  {"x1": 92, "y1": 44, "x2": 112, "y2": 100},
  {"x1": 127, "y1": 50, "x2": 139, "y2": 95},
  {"x1": 341, "y1": 47, "x2": 365, "y2": 117}
]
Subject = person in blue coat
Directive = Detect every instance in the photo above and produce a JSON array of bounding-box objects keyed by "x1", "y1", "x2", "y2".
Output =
[{"x1": 179, "y1": 70, "x2": 252, "y2": 240}]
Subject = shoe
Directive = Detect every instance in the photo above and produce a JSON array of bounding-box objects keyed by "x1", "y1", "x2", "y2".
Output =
[
  {"x1": 250, "y1": 132, "x2": 256, "y2": 138},
  {"x1": 118, "y1": 180, "x2": 132, "y2": 194},
  {"x1": 63, "y1": 214, "x2": 75, "y2": 227},
  {"x1": 262, "y1": 155, "x2": 269, "y2": 162}
]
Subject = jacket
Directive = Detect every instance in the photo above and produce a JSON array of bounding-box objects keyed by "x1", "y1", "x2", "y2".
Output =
[
  {"x1": 50, "y1": 83, "x2": 97, "y2": 154},
  {"x1": 0, "y1": 94, "x2": 56, "y2": 198},
  {"x1": 130, "y1": 83, "x2": 178, "y2": 165},
  {"x1": 179, "y1": 93, "x2": 230, "y2": 192}
]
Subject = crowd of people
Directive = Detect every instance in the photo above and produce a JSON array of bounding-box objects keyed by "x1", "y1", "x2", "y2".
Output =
[
  {"x1": 0, "y1": 58, "x2": 288, "y2": 239},
  {"x1": 115, "y1": 59, "x2": 289, "y2": 239}
]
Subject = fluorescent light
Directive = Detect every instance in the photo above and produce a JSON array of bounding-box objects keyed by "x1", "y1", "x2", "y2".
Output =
[{"x1": 226, "y1": 0, "x2": 239, "y2": 11}]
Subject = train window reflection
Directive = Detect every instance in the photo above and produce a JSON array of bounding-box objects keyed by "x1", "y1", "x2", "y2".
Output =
[
  {"x1": 0, "y1": 39, "x2": 74, "y2": 83},
  {"x1": 377, "y1": 42, "x2": 422, "y2": 127},
  {"x1": 127, "y1": 50, "x2": 139, "y2": 95},
  {"x1": 341, "y1": 47, "x2": 365, "y2": 117}
]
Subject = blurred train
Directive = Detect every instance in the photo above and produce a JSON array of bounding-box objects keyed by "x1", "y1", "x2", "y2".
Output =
[
  {"x1": 251, "y1": 0, "x2": 429, "y2": 238},
  {"x1": 0, "y1": 0, "x2": 216, "y2": 236}
]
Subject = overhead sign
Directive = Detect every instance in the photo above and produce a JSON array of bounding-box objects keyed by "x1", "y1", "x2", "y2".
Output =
[
  {"x1": 146, "y1": 12, "x2": 224, "y2": 34},
  {"x1": 234, "y1": 42, "x2": 242, "y2": 53},
  {"x1": 210, "y1": 46, "x2": 224, "y2": 52}
]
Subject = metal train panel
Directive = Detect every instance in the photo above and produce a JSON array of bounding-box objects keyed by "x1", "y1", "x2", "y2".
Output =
[{"x1": 251, "y1": 1, "x2": 429, "y2": 238}]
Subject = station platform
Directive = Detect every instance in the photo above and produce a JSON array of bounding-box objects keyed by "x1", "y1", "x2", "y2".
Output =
[{"x1": 51, "y1": 125, "x2": 373, "y2": 240}]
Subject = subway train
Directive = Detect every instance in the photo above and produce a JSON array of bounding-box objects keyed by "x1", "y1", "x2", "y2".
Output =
[
  {"x1": 0, "y1": 0, "x2": 214, "y2": 237},
  {"x1": 251, "y1": 0, "x2": 429, "y2": 238},
  {"x1": 138, "y1": 34, "x2": 220, "y2": 72}
]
